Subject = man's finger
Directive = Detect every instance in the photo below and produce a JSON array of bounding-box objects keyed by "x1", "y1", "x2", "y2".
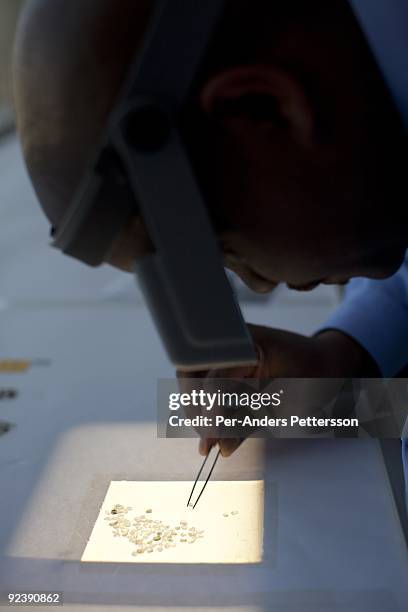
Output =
[
  {"x1": 219, "y1": 437, "x2": 243, "y2": 457},
  {"x1": 198, "y1": 437, "x2": 218, "y2": 456}
]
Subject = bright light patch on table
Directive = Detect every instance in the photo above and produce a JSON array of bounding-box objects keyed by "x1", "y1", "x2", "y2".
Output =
[{"x1": 81, "y1": 480, "x2": 264, "y2": 564}]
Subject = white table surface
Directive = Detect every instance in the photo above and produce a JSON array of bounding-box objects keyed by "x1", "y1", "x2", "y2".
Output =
[{"x1": 0, "y1": 135, "x2": 407, "y2": 611}]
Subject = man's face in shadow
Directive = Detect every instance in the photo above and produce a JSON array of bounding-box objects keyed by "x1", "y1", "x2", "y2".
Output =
[
  {"x1": 14, "y1": 0, "x2": 408, "y2": 290},
  {"x1": 182, "y1": 1, "x2": 408, "y2": 292}
]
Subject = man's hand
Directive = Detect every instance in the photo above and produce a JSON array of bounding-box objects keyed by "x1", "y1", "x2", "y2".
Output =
[{"x1": 177, "y1": 324, "x2": 379, "y2": 456}]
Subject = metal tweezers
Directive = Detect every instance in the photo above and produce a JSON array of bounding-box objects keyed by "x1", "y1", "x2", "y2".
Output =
[{"x1": 187, "y1": 446, "x2": 221, "y2": 509}]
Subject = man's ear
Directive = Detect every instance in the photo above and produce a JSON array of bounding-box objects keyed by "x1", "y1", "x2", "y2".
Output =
[{"x1": 200, "y1": 65, "x2": 314, "y2": 146}]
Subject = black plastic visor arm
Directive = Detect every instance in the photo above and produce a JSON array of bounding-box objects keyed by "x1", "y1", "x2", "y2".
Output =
[{"x1": 51, "y1": 0, "x2": 257, "y2": 370}]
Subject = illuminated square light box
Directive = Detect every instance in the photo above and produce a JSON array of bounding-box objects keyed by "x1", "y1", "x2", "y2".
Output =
[{"x1": 81, "y1": 480, "x2": 264, "y2": 564}]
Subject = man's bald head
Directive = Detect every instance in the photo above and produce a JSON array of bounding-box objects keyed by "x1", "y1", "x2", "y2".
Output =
[
  {"x1": 13, "y1": 0, "x2": 153, "y2": 222},
  {"x1": 13, "y1": 0, "x2": 407, "y2": 283}
]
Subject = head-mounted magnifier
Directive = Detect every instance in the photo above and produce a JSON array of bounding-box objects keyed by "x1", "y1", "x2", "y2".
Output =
[{"x1": 51, "y1": 0, "x2": 257, "y2": 371}]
